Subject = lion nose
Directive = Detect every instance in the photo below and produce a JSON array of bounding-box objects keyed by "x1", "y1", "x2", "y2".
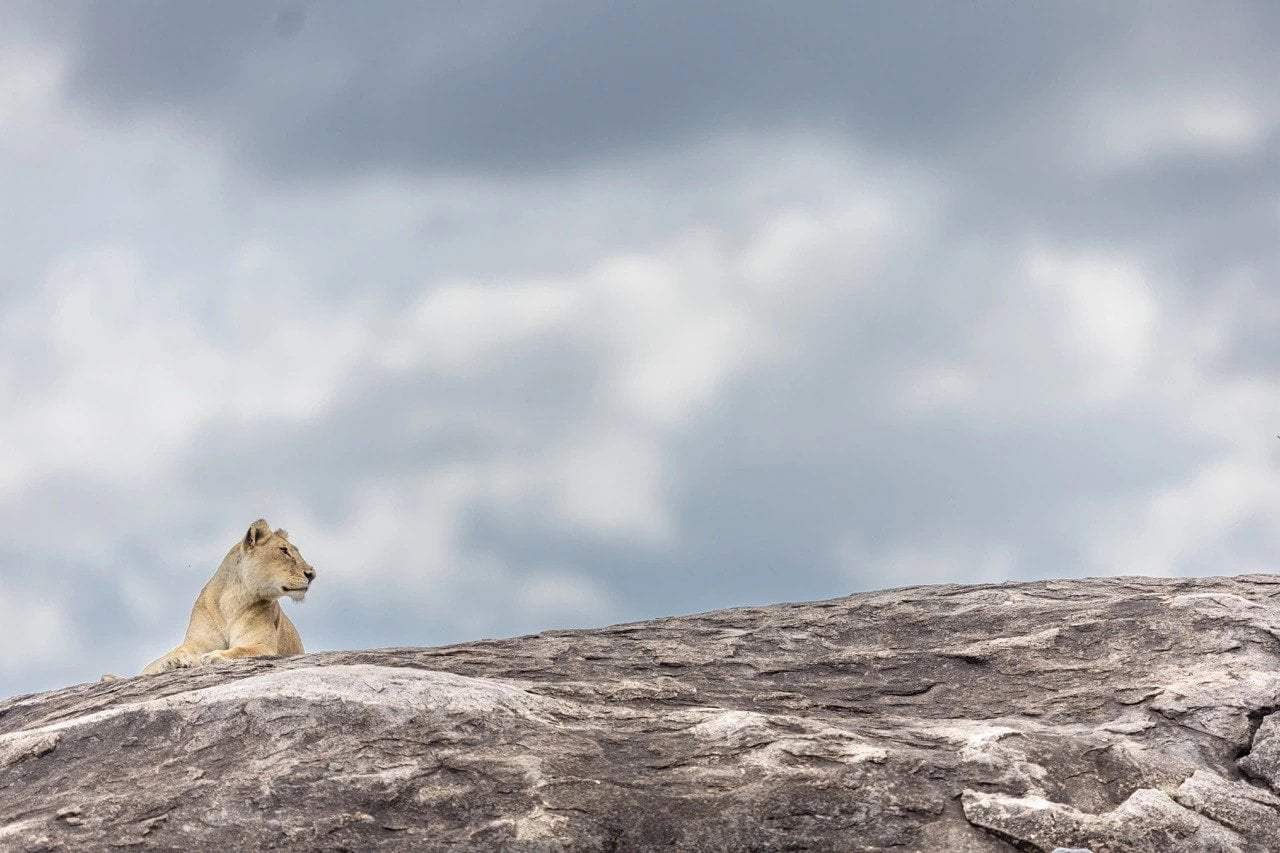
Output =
[{"x1": 304, "y1": 568, "x2": 316, "y2": 582}]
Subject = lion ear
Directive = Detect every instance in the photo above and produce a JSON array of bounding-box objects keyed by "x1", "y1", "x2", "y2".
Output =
[
  {"x1": 244, "y1": 519, "x2": 273, "y2": 549},
  {"x1": 274, "y1": 528, "x2": 290, "y2": 540}
]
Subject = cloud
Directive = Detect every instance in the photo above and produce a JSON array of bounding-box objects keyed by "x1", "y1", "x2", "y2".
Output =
[
  {"x1": 0, "y1": 593, "x2": 75, "y2": 679},
  {"x1": 895, "y1": 245, "x2": 1164, "y2": 419},
  {"x1": 0, "y1": 240, "x2": 377, "y2": 496},
  {"x1": 46, "y1": 0, "x2": 1129, "y2": 179},
  {"x1": 835, "y1": 534, "x2": 1019, "y2": 589},
  {"x1": 1079, "y1": 92, "x2": 1271, "y2": 169},
  {"x1": 381, "y1": 280, "x2": 578, "y2": 374},
  {"x1": 0, "y1": 30, "x2": 62, "y2": 154}
]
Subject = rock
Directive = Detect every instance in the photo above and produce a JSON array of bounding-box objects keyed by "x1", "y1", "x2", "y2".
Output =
[
  {"x1": 1173, "y1": 769, "x2": 1280, "y2": 847},
  {"x1": 5, "y1": 574, "x2": 1280, "y2": 850},
  {"x1": 1241, "y1": 714, "x2": 1280, "y2": 790},
  {"x1": 961, "y1": 787, "x2": 1246, "y2": 852}
]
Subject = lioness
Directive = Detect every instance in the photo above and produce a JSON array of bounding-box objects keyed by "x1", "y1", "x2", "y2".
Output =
[{"x1": 138, "y1": 519, "x2": 316, "y2": 675}]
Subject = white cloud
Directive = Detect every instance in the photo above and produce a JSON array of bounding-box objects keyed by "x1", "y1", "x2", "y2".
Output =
[
  {"x1": 0, "y1": 595, "x2": 75, "y2": 678},
  {"x1": 739, "y1": 194, "x2": 899, "y2": 295},
  {"x1": 1074, "y1": 89, "x2": 1272, "y2": 170},
  {"x1": 1026, "y1": 247, "x2": 1159, "y2": 402},
  {"x1": 0, "y1": 239, "x2": 379, "y2": 497},
  {"x1": 0, "y1": 39, "x2": 62, "y2": 154},
  {"x1": 1085, "y1": 376, "x2": 1280, "y2": 578},
  {"x1": 382, "y1": 280, "x2": 578, "y2": 374},
  {"x1": 544, "y1": 427, "x2": 673, "y2": 544},
  {"x1": 517, "y1": 570, "x2": 618, "y2": 628},
  {"x1": 289, "y1": 473, "x2": 485, "y2": 595},
  {"x1": 894, "y1": 237, "x2": 1280, "y2": 583},
  {"x1": 587, "y1": 241, "x2": 757, "y2": 428},
  {"x1": 837, "y1": 534, "x2": 1019, "y2": 589},
  {"x1": 1089, "y1": 455, "x2": 1280, "y2": 579},
  {"x1": 897, "y1": 244, "x2": 1162, "y2": 418},
  {"x1": 0, "y1": 245, "x2": 217, "y2": 488},
  {"x1": 346, "y1": 174, "x2": 909, "y2": 544}
]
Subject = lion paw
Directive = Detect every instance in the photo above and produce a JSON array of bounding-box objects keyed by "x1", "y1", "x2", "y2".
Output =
[
  {"x1": 198, "y1": 650, "x2": 230, "y2": 666},
  {"x1": 161, "y1": 652, "x2": 197, "y2": 671}
]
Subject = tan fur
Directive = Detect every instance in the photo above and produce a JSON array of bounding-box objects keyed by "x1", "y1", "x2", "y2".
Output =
[{"x1": 138, "y1": 519, "x2": 316, "y2": 676}]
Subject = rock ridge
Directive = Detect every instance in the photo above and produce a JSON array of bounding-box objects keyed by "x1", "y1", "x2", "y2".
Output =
[{"x1": 5, "y1": 574, "x2": 1280, "y2": 850}]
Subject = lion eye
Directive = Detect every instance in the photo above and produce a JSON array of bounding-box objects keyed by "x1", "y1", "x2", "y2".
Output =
[{"x1": 279, "y1": 546, "x2": 291, "y2": 557}]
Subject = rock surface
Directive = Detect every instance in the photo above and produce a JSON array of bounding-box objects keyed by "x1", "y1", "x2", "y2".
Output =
[{"x1": 6, "y1": 575, "x2": 1280, "y2": 851}]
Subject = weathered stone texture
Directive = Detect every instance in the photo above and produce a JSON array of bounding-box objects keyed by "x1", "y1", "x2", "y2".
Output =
[{"x1": 5, "y1": 574, "x2": 1280, "y2": 850}]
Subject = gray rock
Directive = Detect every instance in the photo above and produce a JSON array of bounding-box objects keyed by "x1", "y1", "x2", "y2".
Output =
[{"x1": 5, "y1": 574, "x2": 1280, "y2": 850}]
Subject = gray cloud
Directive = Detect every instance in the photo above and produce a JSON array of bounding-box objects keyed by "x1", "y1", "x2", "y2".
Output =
[{"x1": 58, "y1": 0, "x2": 1129, "y2": 176}]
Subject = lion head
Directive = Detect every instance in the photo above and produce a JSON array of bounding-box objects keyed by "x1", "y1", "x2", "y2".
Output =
[{"x1": 239, "y1": 519, "x2": 316, "y2": 602}]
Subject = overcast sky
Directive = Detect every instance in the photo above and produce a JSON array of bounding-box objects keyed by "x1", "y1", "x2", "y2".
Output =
[{"x1": 2, "y1": 0, "x2": 1279, "y2": 700}]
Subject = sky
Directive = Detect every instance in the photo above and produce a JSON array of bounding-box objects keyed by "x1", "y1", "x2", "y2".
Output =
[{"x1": 2, "y1": 0, "x2": 1279, "y2": 700}]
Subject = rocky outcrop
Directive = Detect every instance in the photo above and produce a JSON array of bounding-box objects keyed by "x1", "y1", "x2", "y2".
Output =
[{"x1": 5, "y1": 575, "x2": 1280, "y2": 851}]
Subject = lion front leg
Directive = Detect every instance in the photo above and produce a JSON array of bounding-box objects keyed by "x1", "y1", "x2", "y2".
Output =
[
  {"x1": 199, "y1": 644, "x2": 276, "y2": 665},
  {"x1": 140, "y1": 645, "x2": 202, "y2": 675}
]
